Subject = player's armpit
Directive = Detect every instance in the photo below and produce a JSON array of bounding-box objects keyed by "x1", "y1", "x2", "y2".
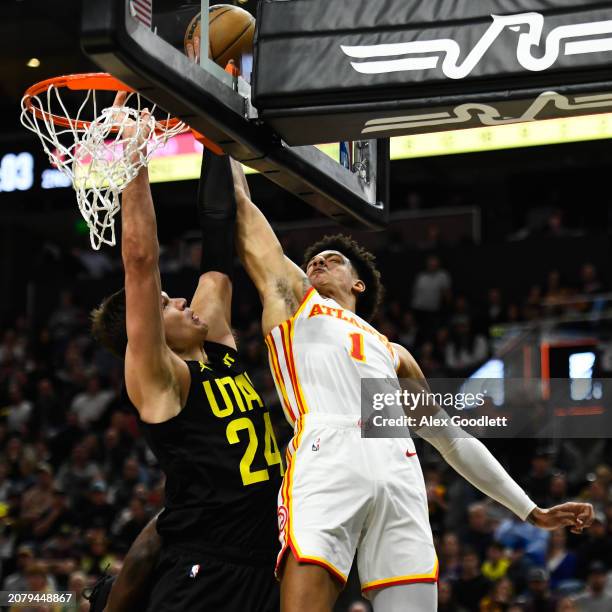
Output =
[{"x1": 191, "y1": 272, "x2": 236, "y2": 350}]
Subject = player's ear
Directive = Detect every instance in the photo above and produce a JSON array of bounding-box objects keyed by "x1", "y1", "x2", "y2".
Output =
[{"x1": 352, "y1": 279, "x2": 365, "y2": 295}]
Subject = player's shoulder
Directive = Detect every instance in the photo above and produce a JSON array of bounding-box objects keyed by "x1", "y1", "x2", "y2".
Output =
[{"x1": 204, "y1": 340, "x2": 243, "y2": 371}]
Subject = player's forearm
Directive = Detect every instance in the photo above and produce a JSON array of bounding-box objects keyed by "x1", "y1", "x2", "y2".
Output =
[
  {"x1": 234, "y1": 181, "x2": 286, "y2": 295},
  {"x1": 416, "y1": 414, "x2": 536, "y2": 520},
  {"x1": 121, "y1": 168, "x2": 159, "y2": 266}
]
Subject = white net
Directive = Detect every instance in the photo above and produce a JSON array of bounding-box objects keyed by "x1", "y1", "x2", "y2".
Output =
[{"x1": 21, "y1": 82, "x2": 185, "y2": 250}]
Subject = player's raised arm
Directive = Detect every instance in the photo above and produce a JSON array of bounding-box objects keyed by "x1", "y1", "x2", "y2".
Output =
[
  {"x1": 189, "y1": 151, "x2": 237, "y2": 349},
  {"x1": 231, "y1": 159, "x2": 310, "y2": 335},
  {"x1": 118, "y1": 95, "x2": 183, "y2": 420},
  {"x1": 393, "y1": 342, "x2": 594, "y2": 533}
]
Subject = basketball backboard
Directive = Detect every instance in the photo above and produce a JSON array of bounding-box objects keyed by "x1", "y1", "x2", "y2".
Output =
[{"x1": 80, "y1": 0, "x2": 389, "y2": 230}]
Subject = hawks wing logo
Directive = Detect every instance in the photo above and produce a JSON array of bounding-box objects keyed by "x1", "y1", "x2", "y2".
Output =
[
  {"x1": 360, "y1": 91, "x2": 612, "y2": 135},
  {"x1": 341, "y1": 12, "x2": 612, "y2": 80}
]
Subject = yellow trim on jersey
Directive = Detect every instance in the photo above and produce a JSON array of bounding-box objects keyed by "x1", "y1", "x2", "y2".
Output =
[
  {"x1": 287, "y1": 319, "x2": 311, "y2": 416},
  {"x1": 291, "y1": 286, "x2": 316, "y2": 321},
  {"x1": 265, "y1": 335, "x2": 296, "y2": 425},
  {"x1": 281, "y1": 417, "x2": 348, "y2": 584},
  {"x1": 361, "y1": 557, "x2": 439, "y2": 592}
]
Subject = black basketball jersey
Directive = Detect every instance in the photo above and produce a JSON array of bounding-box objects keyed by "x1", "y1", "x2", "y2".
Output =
[{"x1": 140, "y1": 341, "x2": 283, "y2": 560}]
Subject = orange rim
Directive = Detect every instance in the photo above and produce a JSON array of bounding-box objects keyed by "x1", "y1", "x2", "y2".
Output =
[{"x1": 22, "y1": 72, "x2": 186, "y2": 133}]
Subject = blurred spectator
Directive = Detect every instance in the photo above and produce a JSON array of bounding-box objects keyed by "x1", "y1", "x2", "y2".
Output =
[
  {"x1": 445, "y1": 320, "x2": 488, "y2": 376},
  {"x1": 5, "y1": 384, "x2": 33, "y2": 434},
  {"x1": 542, "y1": 270, "x2": 571, "y2": 314},
  {"x1": 110, "y1": 457, "x2": 144, "y2": 509},
  {"x1": 21, "y1": 462, "x2": 55, "y2": 528},
  {"x1": 0, "y1": 460, "x2": 10, "y2": 501},
  {"x1": 579, "y1": 263, "x2": 604, "y2": 296},
  {"x1": 481, "y1": 542, "x2": 510, "y2": 582},
  {"x1": 425, "y1": 465, "x2": 447, "y2": 535},
  {"x1": 0, "y1": 329, "x2": 27, "y2": 366},
  {"x1": 506, "y1": 542, "x2": 533, "y2": 596},
  {"x1": 48, "y1": 291, "x2": 84, "y2": 350},
  {"x1": 523, "y1": 449, "x2": 554, "y2": 509},
  {"x1": 398, "y1": 311, "x2": 418, "y2": 350},
  {"x1": 32, "y1": 378, "x2": 64, "y2": 434},
  {"x1": 3, "y1": 544, "x2": 35, "y2": 590},
  {"x1": 418, "y1": 342, "x2": 447, "y2": 377},
  {"x1": 557, "y1": 597, "x2": 579, "y2": 611},
  {"x1": 438, "y1": 579, "x2": 465, "y2": 612},
  {"x1": 479, "y1": 577, "x2": 513, "y2": 611},
  {"x1": 411, "y1": 255, "x2": 452, "y2": 331},
  {"x1": 8, "y1": 561, "x2": 57, "y2": 612},
  {"x1": 453, "y1": 548, "x2": 492, "y2": 611},
  {"x1": 112, "y1": 496, "x2": 151, "y2": 552},
  {"x1": 462, "y1": 503, "x2": 494, "y2": 562},
  {"x1": 101, "y1": 428, "x2": 131, "y2": 483},
  {"x1": 482, "y1": 288, "x2": 505, "y2": 331},
  {"x1": 517, "y1": 567, "x2": 558, "y2": 612},
  {"x1": 572, "y1": 561, "x2": 612, "y2": 612},
  {"x1": 56, "y1": 444, "x2": 101, "y2": 504},
  {"x1": 32, "y1": 486, "x2": 75, "y2": 542},
  {"x1": 576, "y1": 513, "x2": 612, "y2": 578},
  {"x1": 78, "y1": 481, "x2": 115, "y2": 531},
  {"x1": 549, "y1": 472, "x2": 569, "y2": 508},
  {"x1": 440, "y1": 532, "x2": 462, "y2": 582},
  {"x1": 523, "y1": 285, "x2": 543, "y2": 321},
  {"x1": 545, "y1": 529, "x2": 577, "y2": 590},
  {"x1": 70, "y1": 374, "x2": 114, "y2": 429},
  {"x1": 65, "y1": 570, "x2": 89, "y2": 612},
  {"x1": 80, "y1": 530, "x2": 116, "y2": 578},
  {"x1": 71, "y1": 247, "x2": 113, "y2": 279}
]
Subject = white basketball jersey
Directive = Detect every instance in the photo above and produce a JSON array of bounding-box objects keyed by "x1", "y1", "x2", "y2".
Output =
[{"x1": 265, "y1": 288, "x2": 399, "y2": 425}]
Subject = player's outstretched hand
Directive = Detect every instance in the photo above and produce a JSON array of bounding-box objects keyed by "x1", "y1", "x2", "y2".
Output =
[{"x1": 528, "y1": 502, "x2": 594, "y2": 534}]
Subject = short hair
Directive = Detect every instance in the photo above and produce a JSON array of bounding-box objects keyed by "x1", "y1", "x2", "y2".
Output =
[
  {"x1": 302, "y1": 234, "x2": 383, "y2": 321},
  {"x1": 90, "y1": 288, "x2": 127, "y2": 358}
]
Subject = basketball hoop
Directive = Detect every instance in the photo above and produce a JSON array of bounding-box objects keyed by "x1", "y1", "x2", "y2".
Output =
[{"x1": 21, "y1": 73, "x2": 187, "y2": 250}]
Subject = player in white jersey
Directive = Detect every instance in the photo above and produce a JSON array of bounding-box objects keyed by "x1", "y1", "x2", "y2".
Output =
[{"x1": 230, "y1": 160, "x2": 594, "y2": 612}]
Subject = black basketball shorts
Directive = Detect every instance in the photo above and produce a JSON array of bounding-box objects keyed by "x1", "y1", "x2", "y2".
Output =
[{"x1": 146, "y1": 545, "x2": 280, "y2": 612}]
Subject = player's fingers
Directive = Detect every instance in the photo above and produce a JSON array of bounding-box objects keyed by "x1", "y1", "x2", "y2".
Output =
[
  {"x1": 578, "y1": 506, "x2": 594, "y2": 527},
  {"x1": 570, "y1": 527, "x2": 583, "y2": 535},
  {"x1": 113, "y1": 90, "x2": 128, "y2": 108},
  {"x1": 550, "y1": 511, "x2": 576, "y2": 526},
  {"x1": 194, "y1": 35, "x2": 200, "y2": 63},
  {"x1": 186, "y1": 42, "x2": 195, "y2": 61},
  {"x1": 141, "y1": 108, "x2": 152, "y2": 138}
]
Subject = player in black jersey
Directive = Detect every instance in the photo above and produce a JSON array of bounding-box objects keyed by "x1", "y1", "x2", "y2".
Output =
[{"x1": 90, "y1": 96, "x2": 282, "y2": 612}]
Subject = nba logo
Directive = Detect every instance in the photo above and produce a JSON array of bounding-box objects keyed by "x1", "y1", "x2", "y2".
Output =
[
  {"x1": 189, "y1": 564, "x2": 201, "y2": 578},
  {"x1": 312, "y1": 438, "x2": 320, "y2": 452}
]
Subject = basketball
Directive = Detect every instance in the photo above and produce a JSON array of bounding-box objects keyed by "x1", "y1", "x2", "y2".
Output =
[{"x1": 184, "y1": 4, "x2": 255, "y2": 69}]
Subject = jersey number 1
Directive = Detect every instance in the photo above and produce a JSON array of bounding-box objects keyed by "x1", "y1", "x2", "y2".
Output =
[{"x1": 349, "y1": 332, "x2": 366, "y2": 362}]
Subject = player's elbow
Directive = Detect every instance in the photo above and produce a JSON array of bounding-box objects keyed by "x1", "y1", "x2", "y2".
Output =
[{"x1": 122, "y1": 245, "x2": 159, "y2": 270}]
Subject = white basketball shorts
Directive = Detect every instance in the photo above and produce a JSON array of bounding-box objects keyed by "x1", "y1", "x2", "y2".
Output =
[{"x1": 276, "y1": 413, "x2": 438, "y2": 594}]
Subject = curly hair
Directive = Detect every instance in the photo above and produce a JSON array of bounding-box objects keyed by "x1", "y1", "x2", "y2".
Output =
[
  {"x1": 90, "y1": 288, "x2": 127, "y2": 359},
  {"x1": 302, "y1": 234, "x2": 383, "y2": 321}
]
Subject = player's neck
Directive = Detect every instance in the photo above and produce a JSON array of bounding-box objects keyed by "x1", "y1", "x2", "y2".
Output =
[
  {"x1": 174, "y1": 345, "x2": 207, "y2": 363},
  {"x1": 320, "y1": 288, "x2": 357, "y2": 314}
]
